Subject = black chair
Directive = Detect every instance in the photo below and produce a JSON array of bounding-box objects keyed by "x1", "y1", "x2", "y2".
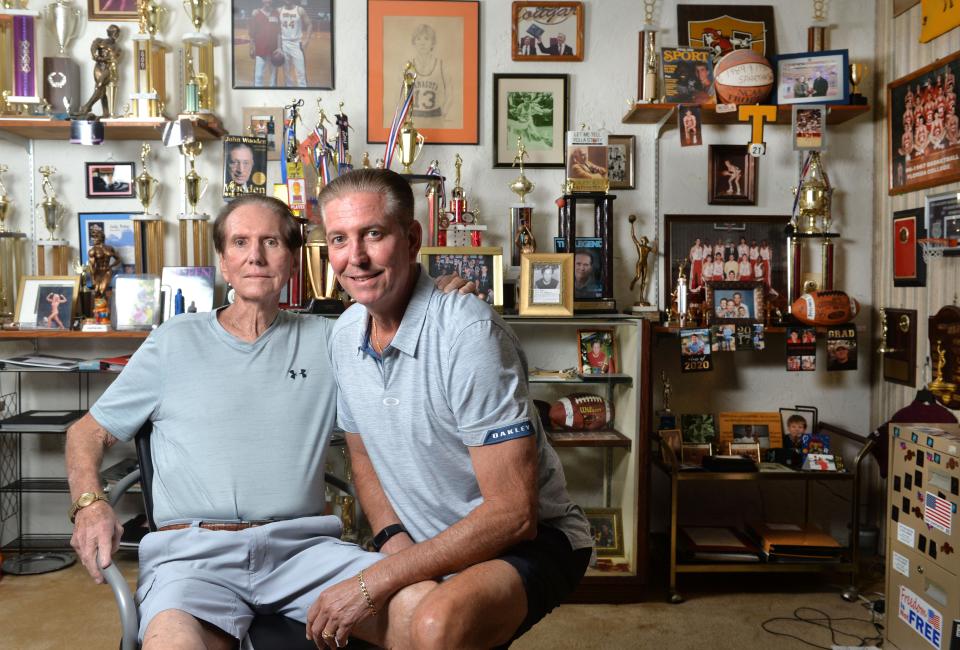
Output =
[{"x1": 102, "y1": 422, "x2": 358, "y2": 650}]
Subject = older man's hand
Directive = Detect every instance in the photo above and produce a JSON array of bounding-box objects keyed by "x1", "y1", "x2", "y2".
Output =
[
  {"x1": 435, "y1": 273, "x2": 477, "y2": 295},
  {"x1": 70, "y1": 501, "x2": 123, "y2": 584},
  {"x1": 306, "y1": 575, "x2": 375, "y2": 649}
]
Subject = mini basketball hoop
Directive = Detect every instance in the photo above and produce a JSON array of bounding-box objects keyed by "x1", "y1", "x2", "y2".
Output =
[{"x1": 918, "y1": 237, "x2": 958, "y2": 262}]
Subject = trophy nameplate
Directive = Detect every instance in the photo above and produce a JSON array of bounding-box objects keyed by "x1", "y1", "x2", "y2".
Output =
[
  {"x1": 928, "y1": 305, "x2": 960, "y2": 408},
  {"x1": 883, "y1": 308, "x2": 917, "y2": 387}
]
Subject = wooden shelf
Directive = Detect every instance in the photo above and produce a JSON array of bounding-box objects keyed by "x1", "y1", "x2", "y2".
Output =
[
  {"x1": 0, "y1": 117, "x2": 225, "y2": 141},
  {"x1": 621, "y1": 103, "x2": 871, "y2": 126},
  {"x1": 530, "y1": 373, "x2": 633, "y2": 386},
  {"x1": 547, "y1": 428, "x2": 631, "y2": 448},
  {"x1": 0, "y1": 329, "x2": 149, "y2": 340}
]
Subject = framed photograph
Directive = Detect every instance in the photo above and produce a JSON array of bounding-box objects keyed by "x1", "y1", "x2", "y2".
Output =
[
  {"x1": 893, "y1": 207, "x2": 926, "y2": 287},
  {"x1": 512, "y1": 1, "x2": 584, "y2": 62},
  {"x1": 680, "y1": 413, "x2": 716, "y2": 445},
  {"x1": 728, "y1": 442, "x2": 761, "y2": 463},
  {"x1": 606, "y1": 135, "x2": 635, "y2": 190},
  {"x1": 717, "y1": 411, "x2": 783, "y2": 450},
  {"x1": 554, "y1": 236, "x2": 604, "y2": 301},
  {"x1": 87, "y1": 0, "x2": 138, "y2": 21},
  {"x1": 578, "y1": 328, "x2": 617, "y2": 375},
  {"x1": 774, "y1": 49, "x2": 849, "y2": 105},
  {"x1": 779, "y1": 407, "x2": 816, "y2": 450},
  {"x1": 242, "y1": 107, "x2": 285, "y2": 161},
  {"x1": 367, "y1": 0, "x2": 479, "y2": 144},
  {"x1": 681, "y1": 442, "x2": 713, "y2": 465},
  {"x1": 676, "y1": 4, "x2": 776, "y2": 65},
  {"x1": 659, "y1": 429, "x2": 682, "y2": 463},
  {"x1": 85, "y1": 162, "x2": 135, "y2": 199},
  {"x1": 664, "y1": 214, "x2": 789, "y2": 312},
  {"x1": 705, "y1": 281, "x2": 765, "y2": 324},
  {"x1": 889, "y1": 51, "x2": 960, "y2": 194},
  {"x1": 231, "y1": 0, "x2": 333, "y2": 89},
  {"x1": 14, "y1": 276, "x2": 81, "y2": 329},
  {"x1": 584, "y1": 508, "x2": 624, "y2": 557},
  {"x1": 792, "y1": 104, "x2": 827, "y2": 150},
  {"x1": 113, "y1": 274, "x2": 161, "y2": 331},
  {"x1": 419, "y1": 246, "x2": 503, "y2": 308},
  {"x1": 924, "y1": 190, "x2": 960, "y2": 255},
  {"x1": 493, "y1": 73, "x2": 569, "y2": 168},
  {"x1": 708, "y1": 145, "x2": 757, "y2": 205},
  {"x1": 519, "y1": 253, "x2": 573, "y2": 316},
  {"x1": 222, "y1": 136, "x2": 268, "y2": 199},
  {"x1": 78, "y1": 212, "x2": 139, "y2": 275}
]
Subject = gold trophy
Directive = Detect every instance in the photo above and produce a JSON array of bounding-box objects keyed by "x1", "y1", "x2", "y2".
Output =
[
  {"x1": 793, "y1": 152, "x2": 832, "y2": 235},
  {"x1": 928, "y1": 339, "x2": 957, "y2": 396},
  {"x1": 629, "y1": 215, "x2": 655, "y2": 316},
  {"x1": 183, "y1": 0, "x2": 209, "y2": 31},
  {"x1": 0, "y1": 165, "x2": 26, "y2": 323},
  {"x1": 178, "y1": 141, "x2": 210, "y2": 266},
  {"x1": 132, "y1": 143, "x2": 164, "y2": 273},
  {"x1": 181, "y1": 0, "x2": 215, "y2": 119},
  {"x1": 509, "y1": 136, "x2": 534, "y2": 202},
  {"x1": 36, "y1": 165, "x2": 70, "y2": 275},
  {"x1": 509, "y1": 136, "x2": 536, "y2": 265},
  {"x1": 787, "y1": 151, "x2": 838, "y2": 307},
  {"x1": 304, "y1": 226, "x2": 345, "y2": 314},
  {"x1": 876, "y1": 307, "x2": 898, "y2": 354},
  {"x1": 123, "y1": 0, "x2": 168, "y2": 120},
  {"x1": 849, "y1": 62, "x2": 867, "y2": 105},
  {"x1": 395, "y1": 62, "x2": 425, "y2": 173}
]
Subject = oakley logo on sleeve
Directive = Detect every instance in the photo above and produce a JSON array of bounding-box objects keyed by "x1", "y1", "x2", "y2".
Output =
[{"x1": 482, "y1": 420, "x2": 533, "y2": 445}]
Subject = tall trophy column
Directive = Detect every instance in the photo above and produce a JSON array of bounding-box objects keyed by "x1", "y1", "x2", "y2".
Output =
[
  {"x1": 0, "y1": 165, "x2": 26, "y2": 324},
  {"x1": 36, "y1": 166, "x2": 69, "y2": 275},
  {"x1": 42, "y1": 0, "x2": 82, "y2": 118},
  {"x1": 0, "y1": 2, "x2": 43, "y2": 113},
  {"x1": 125, "y1": 0, "x2": 168, "y2": 121},
  {"x1": 509, "y1": 136, "x2": 536, "y2": 266},
  {"x1": 133, "y1": 143, "x2": 163, "y2": 273},
  {"x1": 180, "y1": 0, "x2": 216, "y2": 122},
  {"x1": 177, "y1": 141, "x2": 210, "y2": 266}
]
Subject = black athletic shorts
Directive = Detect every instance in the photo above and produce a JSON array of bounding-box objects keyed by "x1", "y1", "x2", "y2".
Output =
[{"x1": 498, "y1": 523, "x2": 592, "y2": 645}]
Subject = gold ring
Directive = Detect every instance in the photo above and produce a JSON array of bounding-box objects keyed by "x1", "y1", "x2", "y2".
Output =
[{"x1": 321, "y1": 632, "x2": 334, "y2": 640}]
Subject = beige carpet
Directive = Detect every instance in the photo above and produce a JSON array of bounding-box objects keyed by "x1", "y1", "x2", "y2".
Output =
[{"x1": 0, "y1": 552, "x2": 886, "y2": 649}]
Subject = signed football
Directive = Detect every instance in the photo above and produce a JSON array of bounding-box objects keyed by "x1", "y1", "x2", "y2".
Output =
[
  {"x1": 549, "y1": 393, "x2": 614, "y2": 431},
  {"x1": 791, "y1": 290, "x2": 859, "y2": 326}
]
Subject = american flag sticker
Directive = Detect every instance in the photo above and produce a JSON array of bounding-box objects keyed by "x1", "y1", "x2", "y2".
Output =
[{"x1": 925, "y1": 491, "x2": 953, "y2": 535}]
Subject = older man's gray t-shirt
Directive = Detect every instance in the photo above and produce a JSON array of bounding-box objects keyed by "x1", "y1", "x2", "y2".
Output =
[
  {"x1": 329, "y1": 270, "x2": 592, "y2": 551},
  {"x1": 91, "y1": 310, "x2": 337, "y2": 526}
]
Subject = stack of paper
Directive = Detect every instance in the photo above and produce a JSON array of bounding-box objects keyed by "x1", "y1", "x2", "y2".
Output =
[
  {"x1": 680, "y1": 526, "x2": 761, "y2": 562},
  {"x1": 0, "y1": 410, "x2": 85, "y2": 432},
  {"x1": 747, "y1": 522, "x2": 843, "y2": 562}
]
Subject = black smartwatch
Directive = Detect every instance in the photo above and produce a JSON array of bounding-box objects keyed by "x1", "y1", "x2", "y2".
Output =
[{"x1": 372, "y1": 523, "x2": 408, "y2": 551}]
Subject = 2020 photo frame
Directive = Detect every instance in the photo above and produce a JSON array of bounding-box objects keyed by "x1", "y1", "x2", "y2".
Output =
[{"x1": 493, "y1": 73, "x2": 569, "y2": 168}]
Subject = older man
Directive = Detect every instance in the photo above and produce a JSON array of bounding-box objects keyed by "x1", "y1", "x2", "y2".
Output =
[
  {"x1": 309, "y1": 169, "x2": 592, "y2": 649},
  {"x1": 66, "y1": 195, "x2": 466, "y2": 649},
  {"x1": 225, "y1": 142, "x2": 257, "y2": 196}
]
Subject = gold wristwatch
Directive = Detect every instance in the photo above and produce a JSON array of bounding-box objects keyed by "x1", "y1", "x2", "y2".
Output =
[{"x1": 69, "y1": 492, "x2": 108, "y2": 523}]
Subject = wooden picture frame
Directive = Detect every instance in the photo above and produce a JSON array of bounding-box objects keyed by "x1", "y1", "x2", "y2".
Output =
[
  {"x1": 419, "y1": 246, "x2": 503, "y2": 308},
  {"x1": 493, "y1": 73, "x2": 568, "y2": 168},
  {"x1": 607, "y1": 135, "x2": 635, "y2": 190},
  {"x1": 676, "y1": 4, "x2": 776, "y2": 64},
  {"x1": 892, "y1": 207, "x2": 926, "y2": 287},
  {"x1": 708, "y1": 145, "x2": 757, "y2": 205},
  {"x1": 680, "y1": 442, "x2": 712, "y2": 465},
  {"x1": 14, "y1": 276, "x2": 81, "y2": 329},
  {"x1": 664, "y1": 214, "x2": 789, "y2": 313},
  {"x1": 888, "y1": 51, "x2": 960, "y2": 195},
  {"x1": 367, "y1": 0, "x2": 480, "y2": 144},
  {"x1": 231, "y1": 0, "x2": 333, "y2": 89},
  {"x1": 242, "y1": 107, "x2": 285, "y2": 161},
  {"x1": 87, "y1": 0, "x2": 138, "y2": 21},
  {"x1": 584, "y1": 507, "x2": 624, "y2": 557},
  {"x1": 85, "y1": 162, "x2": 135, "y2": 199},
  {"x1": 774, "y1": 49, "x2": 849, "y2": 105},
  {"x1": 705, "y1": 280, "x2": 765, "y2": 324},
  {"x1": 717, "y1": 411, "x2": 783, "y2": 451},
  {"x1": 511, "y1": 1, "x2": 584, "y2": 62},
  {"x1": 519, "y1": 253, "x2": 573, "y2": 316},
  {"x1": 728, "y1": 442, "x2": 761, "y2": 463},
  {"x1": 577, "y1": 328, "x2": 617, "y2": 375}
]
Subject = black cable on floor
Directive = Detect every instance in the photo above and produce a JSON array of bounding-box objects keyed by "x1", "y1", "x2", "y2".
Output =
[{"x1": 761, "y1": 606, "x2": 884, "y2": 649}]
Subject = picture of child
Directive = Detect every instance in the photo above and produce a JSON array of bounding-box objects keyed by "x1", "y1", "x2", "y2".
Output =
[{"x1": 783, "y1": 413, "x2": 808, "y2": 449}]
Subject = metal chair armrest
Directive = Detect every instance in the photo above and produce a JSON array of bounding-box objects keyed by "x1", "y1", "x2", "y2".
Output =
[
  {"x1": 108, "y1": 469, "x2": 142, "y2": 508},
  {"x1": 98, "y1": 548, "x2": 138, "y2": 650},
  {"x1": 324, "y1": 472, "x2": 355, "y2": 498}
]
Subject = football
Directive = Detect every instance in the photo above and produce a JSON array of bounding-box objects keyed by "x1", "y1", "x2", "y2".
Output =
[
  {"x1": 713, "y1": 49, "x2": 774, "y2": 105},
  {"x1": 549, "y1": 393, "x2": 614, "y2": 431},
  {"x1": 791, "y1": 290, "x2": 860, "y2": 326}
]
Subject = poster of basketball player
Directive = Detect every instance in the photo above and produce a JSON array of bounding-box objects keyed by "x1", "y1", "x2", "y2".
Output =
[
  {"x1": 231, "y1": 0, "x2": 333, "y2": 89},
  {"x1": 367, "y1": 0, "x2": 479, "y2": 144}
]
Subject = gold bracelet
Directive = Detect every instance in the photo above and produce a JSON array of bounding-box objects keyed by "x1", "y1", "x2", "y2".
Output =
[{"x1": 357, "y1": 569, "x2": 378, "y2": 616}]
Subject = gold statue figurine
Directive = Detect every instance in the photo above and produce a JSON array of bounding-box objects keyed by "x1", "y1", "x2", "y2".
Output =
[
  {"x1": 73, "y1": 24, "x2": 122, "y2": 119},
  {"x1": 87, "y1": 226, "x2": 122, "y2": 298},
  {"x1": 509, "y1": 136, "x2": 535, "y2": 203},
  {"x1": 628, "y1": 214, "x2": 653, "y2": 306},
  {"x1": 929, "y1": 339, "x2": 957, "y2": 393}
]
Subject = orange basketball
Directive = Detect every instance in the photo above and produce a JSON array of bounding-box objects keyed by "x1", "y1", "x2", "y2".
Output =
[{"x1": 713, "y1": 49, "x2": 774, "y2": 105}]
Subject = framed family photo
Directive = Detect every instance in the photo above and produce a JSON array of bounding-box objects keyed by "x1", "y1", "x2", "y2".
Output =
[
  {"x1": 888, "y1": 50, "x2": 960, "y2": 195},
  {"x1": 578, "y1": 328, "x2": 617, "y2": 375},
  {"x1": 493, "y1": 73, "x2": 568, "y2": 168},
  {"x1": 664, "y1": 214, "x2": 789, "y2": 313},
  {"x1": 367, "y1": 0, "x2": 479, "y2": 144},
  {"x1": 87, "y1": 0, "x2": 138, "y2": 21},
  {"x1": 519, "y1": 253, "x2": 573, "y2": 316},
  {"x1": 583, "y1": 508, "x2": 624, "y2": 557},
  {"x1": 15, "y1": 276, "x2": 81, "y2": 329},
  {"x1": 707, "y1": 145, "x2": 756, "y2": 205},
  {"x1": 85, "y1": 162, "x2": 135, "y2": 199},
  {"x1": 774, "y1": 49, "x2": 849, "y2": 105},
  {"x1": 705, "y1": 281, "x2": 765, "y2": 324},
  {"x1": 606, "y1": 135, "x2": 635, "y2": 190},
  {"x1": 512, "y1": 1, "x2": 584, "y2": 62},
  {"x1": 231, "y1": 0, "x2": 334, "y2": 89},
  {"x1": 420, "y1": 246, "x2": 503, "y2": 307}
]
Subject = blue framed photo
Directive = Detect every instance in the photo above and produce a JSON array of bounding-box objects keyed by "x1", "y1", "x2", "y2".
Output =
[
  {"x1": 78, "y1": 212, "x2": 139, "y2": 276},
  {"x1": 553, "y1": 236, "x2": 603, "y2": 300},
  {"x1": 773, "y1": 49, "x2": 849, "y2": 105}
]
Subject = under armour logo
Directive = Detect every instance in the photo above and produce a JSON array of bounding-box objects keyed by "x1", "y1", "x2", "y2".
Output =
[{"x1": 288, "y1": 369, "x2": 308, "y2": 379}]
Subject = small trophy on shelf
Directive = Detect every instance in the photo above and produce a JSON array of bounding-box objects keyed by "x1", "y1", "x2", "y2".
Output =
[
  {"x1": 36, "y1": 165, "x2": 70, "y2": 275},
  {"x1": 122, "y1": 0, "x2": 169, "y2": 121},
  {"x1": 439, "y1": 154, "x2": 484, "y2": 247},
  {"x1": 180, "y1": 0, "x2": 217, "y2": 121},
  {"x1": 395, "y1": 62, "x2": 425, "y2": 173},
  {"x1": 849, "y1": 63, "x2": 868, "y2": 105}
]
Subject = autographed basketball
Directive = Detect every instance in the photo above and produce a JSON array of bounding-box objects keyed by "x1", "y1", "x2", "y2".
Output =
[
  {"x1": 713, "y1": 49, "x2": 774, "y2": 105},
  {"x1": 791, "y1": 290, "x2": 860, "y2": 326},
  {"x1": 549, "y1": 393, "x2": 614, "y2": 431}
]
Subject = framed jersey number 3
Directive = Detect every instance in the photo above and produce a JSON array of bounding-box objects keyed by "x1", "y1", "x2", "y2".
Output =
[{"x1": 367, "y1": 0, "x2": 480, "y2": 145}]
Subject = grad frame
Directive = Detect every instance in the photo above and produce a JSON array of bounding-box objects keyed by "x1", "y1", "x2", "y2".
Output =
[
  {"x1": 419, "y1": 246, "x2": 503, "y2": 308},
  {"x1": 511, "y1": 1, "x2": 584, "y2": 62},
  {"x1": 892, "y1": 207, "x2": 926, "y2": 287},
  {"x1": 519, "y1": 253, "x2": 573, "y2": 316},
  {"x1": 87, "y1": 0, "x2": 138, "y2": 21},
  {"x1": 493, "y1": 73, "x2": 568, "y2": 168},
  {"x1": 774, "y1": 49, "x2": 850, "y2": 106},
  {"x1": 707, "y1": 145, "x2": 757, "y2": 205},
  {"x1": 888, "y1": 50, "x2": 960, "y2": 195},
  {"x1": 85, "y1": 162, "x2": 135, "y2": 199},
  {"x1": 705, "y1": 280, "x2": 765, "y2": 324},
  {"x1": 231, "y1": 0, "x2": 334, "y2": 90},
  {"x1": 583, "y1": 507, "x2": 624, "y2": 557},
  {"x1": 15, "y1": 276, "x2": 81, "y2": 329},
  {"x1": 367, "y1": 0, "x2": 480, "y2": 144},
  {"x1": 606, "y1": 134, "x2": 635, "y2": 190}
]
